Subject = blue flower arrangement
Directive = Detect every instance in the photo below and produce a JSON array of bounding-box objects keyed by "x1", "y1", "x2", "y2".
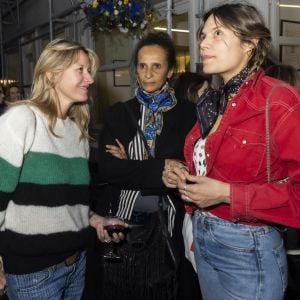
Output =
[{"x1": 82, "y1": 0, "x2": 154, "y2": 37}]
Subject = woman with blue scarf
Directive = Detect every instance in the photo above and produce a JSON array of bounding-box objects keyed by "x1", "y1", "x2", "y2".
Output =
[{"x1": 86, "y1": 32, "x2": 200, "y2": 299}]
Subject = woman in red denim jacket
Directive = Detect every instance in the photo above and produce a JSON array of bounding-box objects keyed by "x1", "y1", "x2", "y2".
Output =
[{"x1": 163, "y1": 3, "x2": 300, "y2": 300}]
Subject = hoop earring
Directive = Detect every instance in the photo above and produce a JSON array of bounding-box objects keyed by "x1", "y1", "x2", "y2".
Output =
[
  {"x1": 247, "y1": 48, "x2": 254, "y2": 58},
  {"x1": 47, "y1": 78, "x2": 55, "y2": 88}
]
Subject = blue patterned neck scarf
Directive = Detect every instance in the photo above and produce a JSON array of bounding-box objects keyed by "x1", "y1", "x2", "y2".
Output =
[
  {"x1": 196, "y1": 67, "x2": 249, "y2": 138},
  {"x1": 135, "y1": 81, "x2": 177, "y2": 157}
]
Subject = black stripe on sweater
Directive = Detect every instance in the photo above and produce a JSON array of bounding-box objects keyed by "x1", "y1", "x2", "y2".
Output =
[
  {"x1": 1, "y1": 227, "x2": 91, "y2": 274},
  {"x1": 1, "y1": 228, "x2": 90, "y2": 257},
  {"x1": 12, "y1": 182, "x2": 89, "y2": 207},
  {"x1": 0, "y1": 191, "x2": 11, "y2": 210}
]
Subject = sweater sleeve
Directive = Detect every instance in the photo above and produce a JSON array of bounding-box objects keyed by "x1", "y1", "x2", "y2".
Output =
[
  {"x1": 0, "y1": 105, "x2": 36, "y2": 227},
  {"x1": 230, "y1": 104, "x2": 300, "y2": 227}
]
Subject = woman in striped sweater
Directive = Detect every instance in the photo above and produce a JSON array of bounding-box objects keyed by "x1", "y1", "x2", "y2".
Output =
[{"x1": 0, "y1": 38, "x2": 99, "y2": 299}]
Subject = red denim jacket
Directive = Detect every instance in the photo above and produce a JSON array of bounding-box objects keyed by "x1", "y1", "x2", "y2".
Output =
[{"x1": 184, "y1": 70, "x2": 300, "y2": 227}]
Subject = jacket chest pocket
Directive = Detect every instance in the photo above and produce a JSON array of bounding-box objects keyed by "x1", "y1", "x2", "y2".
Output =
[{"x1": 214, "y1": 127, "x2": 266, "y2": 182}]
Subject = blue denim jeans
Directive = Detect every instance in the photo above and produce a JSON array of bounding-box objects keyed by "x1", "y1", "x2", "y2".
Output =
[
  {"x1": 193, "y1": 210, "x2": 288, "y2": 300},
  {"x1": 6, "y1": 251, "x2": 86, "y2": 300}
]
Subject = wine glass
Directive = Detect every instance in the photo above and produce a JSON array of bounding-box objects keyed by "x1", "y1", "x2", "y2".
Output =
[{"x1": 102, "y1": 215, "x2": 126, "y2": 260}]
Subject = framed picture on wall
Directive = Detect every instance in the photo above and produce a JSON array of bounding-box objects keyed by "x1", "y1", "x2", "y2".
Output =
[
  {"x1": 280, "y1": 20, "x2": 300, "y2": 37},
  {"x1": 280, "y1": 21, "x2": 300, "y2": 71},
  {"x1": 113, "y1": 60, "x2": 131, "y2": 87},
  {"x1": 280, "y1": 45, "x2": 300, "y2": 71}
]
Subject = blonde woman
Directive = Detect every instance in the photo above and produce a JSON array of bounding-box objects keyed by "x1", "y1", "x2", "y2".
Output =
[{"x1": 0, "y1": 39, "x2": 99, "y2": 299}]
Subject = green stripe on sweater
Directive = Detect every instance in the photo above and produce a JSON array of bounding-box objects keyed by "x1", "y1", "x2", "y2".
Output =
[
  {"x1": 0, "y1": 158, "x2": 20, "y2": 192},
  {"x1": 20, "y1": 152, "x2": 90, "y2": 185}
]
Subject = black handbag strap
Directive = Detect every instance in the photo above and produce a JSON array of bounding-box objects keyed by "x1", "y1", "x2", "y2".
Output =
[
  {"x1": 159, "y1": 196, "x2": 179, "y2": 269},
  {"x1": 123, "y1": 102, "x2": 153, "y2": 159}
]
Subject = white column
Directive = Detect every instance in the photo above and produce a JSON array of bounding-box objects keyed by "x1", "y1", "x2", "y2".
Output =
[
  {"x1": 166, "y1": 0, "x2": 173, "y2": 37},
  {"x1": 188, "y1": 0, "x2": 203, "y2": 72}
]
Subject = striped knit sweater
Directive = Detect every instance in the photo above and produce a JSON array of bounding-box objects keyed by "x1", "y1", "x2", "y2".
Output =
[{"x1": 0, "y1": 105, "x2": 90, "y2": 274}]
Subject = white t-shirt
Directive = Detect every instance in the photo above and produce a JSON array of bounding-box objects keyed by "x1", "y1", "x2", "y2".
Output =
[{"x1": 182, "y1": 138, "x2": 207, "y2": 272}]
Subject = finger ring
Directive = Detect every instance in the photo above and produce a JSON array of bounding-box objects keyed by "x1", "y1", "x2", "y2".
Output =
[
  {"x1": 103, "y1": 239, "x2": 110, "y2": 243},
  {"x1": 183, "y1": 184, "x2": 187, "y2": 192}
]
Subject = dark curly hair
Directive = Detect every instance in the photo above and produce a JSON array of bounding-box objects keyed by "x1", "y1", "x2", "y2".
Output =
[
  {"x1": 265, "y1": 64, "x2": 300, "y2": 87},
  {"x1": 131, "y1": 31, "x2": 177, "y2": 71}
]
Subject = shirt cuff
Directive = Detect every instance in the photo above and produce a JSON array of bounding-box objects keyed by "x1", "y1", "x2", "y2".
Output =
[{"x1": 230, "y1": 184, "x2": 257, "y2": 222}]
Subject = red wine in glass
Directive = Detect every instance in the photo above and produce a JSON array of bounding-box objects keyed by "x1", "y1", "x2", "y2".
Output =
[
  {"x1": 104, "y1": 224, "x2": 126, "y2": 236},
  {"x1": 102, "y1": 216, "x2": 125, "y2": 260}
]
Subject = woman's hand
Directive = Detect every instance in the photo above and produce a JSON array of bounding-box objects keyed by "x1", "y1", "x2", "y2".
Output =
[
  {"x1": 89, "y1": 212, "x2": 128, "y2": 243},
  {"x1": 177, "y1": 173, "x2": 230, "y2": 208},
  {"x1": 162, "y1": 159, "x2": 189, "y2": 188},
  {"x1": 106, "y1": 138, "x2": 127, "y2": 159}
]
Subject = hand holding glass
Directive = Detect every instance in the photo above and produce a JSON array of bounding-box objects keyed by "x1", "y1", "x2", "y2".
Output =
[{"x1": 102, "y1": 216, "x2": 127, "y2": 260}]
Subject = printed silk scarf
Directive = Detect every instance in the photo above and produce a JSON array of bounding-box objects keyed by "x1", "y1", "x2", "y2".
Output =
[
  {"x1": 135, "y1": 81, "x2": 177, "y2": 157},
  {"x1": 196, "y1": 67, "x2": 249, "y2": 138}
]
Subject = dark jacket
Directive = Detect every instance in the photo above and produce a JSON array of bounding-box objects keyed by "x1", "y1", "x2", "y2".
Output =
[
  {"x1": 93, "y1": 96, "x2": 196, "y2": 216},
  {"x1": 85, "y1": 96, "x2": 199, "y2": 300}
]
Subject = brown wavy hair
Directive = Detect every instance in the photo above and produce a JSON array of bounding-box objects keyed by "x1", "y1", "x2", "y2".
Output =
[{"x1": 197, "y1": 3, "x2": 271, "y2": 74}]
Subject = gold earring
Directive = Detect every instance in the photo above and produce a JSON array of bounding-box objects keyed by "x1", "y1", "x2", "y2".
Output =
[{"x1": 247, "y1": 48, "x2": 253, "y2": 57}]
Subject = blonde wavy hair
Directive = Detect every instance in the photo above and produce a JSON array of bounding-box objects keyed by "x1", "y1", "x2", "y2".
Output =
[{"x1": 22, "y1": 38, "x2": 99, "y2": 140}]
